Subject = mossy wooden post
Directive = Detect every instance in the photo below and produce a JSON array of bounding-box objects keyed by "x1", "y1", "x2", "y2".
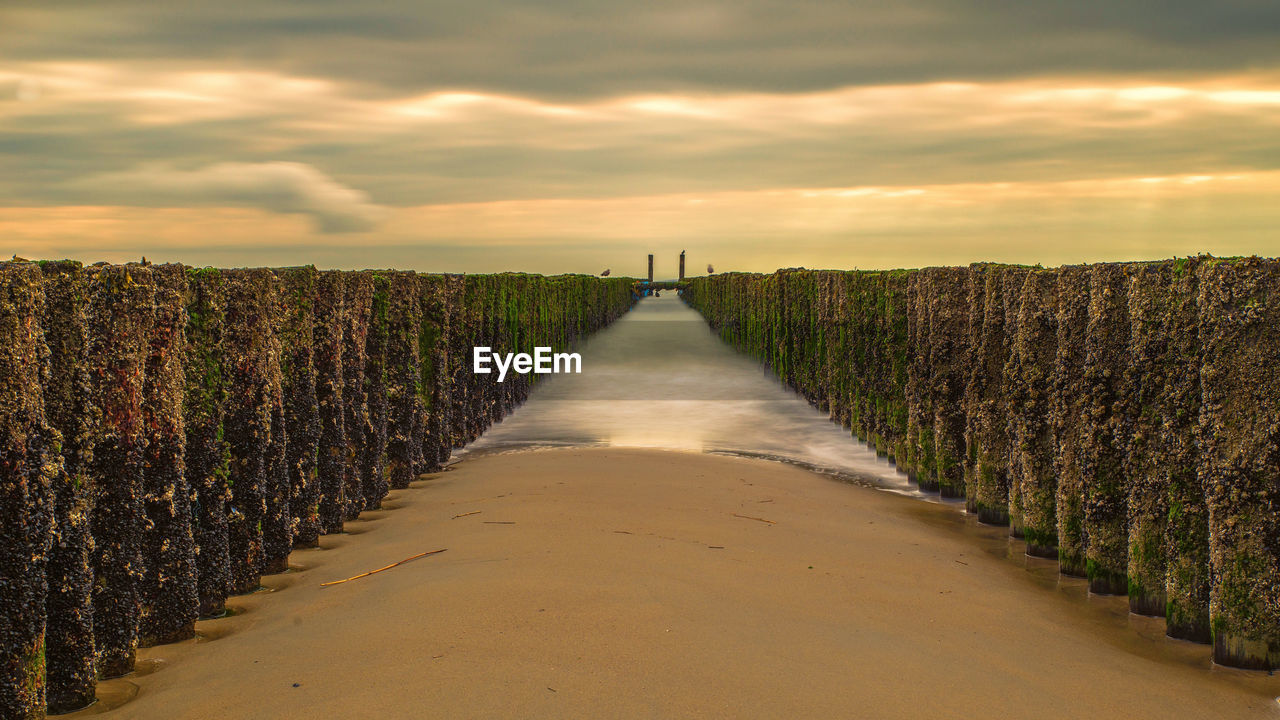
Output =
[
  {"x1": 0, "y1": 262, "x2": 58, "y2": 719},
  {"x1": 1010, "y1": 268, "x2": 1059, "y2": 558},
  {"x1": 417, "y1": 274, "x2": 451, "y2": 471},
  {"x1": 445, "y1": 274, "x2": 469, "y2": 450},
  {"x1": 971, "y1": 267, "x2": 1012, "y2": 524},
  {"x1": 183, "y1": 267, "x2": 232, "y2": 617},
  {"x1": 361, "y1": 273, "x2": 390, "y2": 509},
  {"x1": 1080, "y1": 263, "x2": 1131, "y2": 595},
  {"x1": 38, "y1": 261, "x2": 98, "y2": 713},
  {"x1": 928, "y1": 267, "x2": 970, "y2": 499},
  {"x1": 276, "y1": 267, "x2": 321, "y2": 548},
  {"x1": 885, "y1": 271, "x2": 911, "y2": 467},
  {"x1": 1122, "y1": 261, "x2": 1173, "y2": 616},
  {"x1": 1164, "y1": 257, "x2": 1210, "y2": 643},
  {"x1": 313, "y1": 272, "x2": 346, "y2": 535},
  {"x1": 1199, "y1": 257, "x2": 1280, "y2": 670},
  {"x1": 1053, "y1": 265, "x2": 1091, "y2": 578},
  {"x1": 341, "y1": 273, "x2": 372, "y2": 519},
  {"x1": 1001, "y1": 267, "x2": 1031, "y2": 536},
  {"x1": 962, "y1": 264, "x2": 991, "y2": 514},
  {"x1": 223, "y1": 268, "x2": 273, "y2": 595},
  {"x1": 386, "y1": 272, "x2": 424, "y2": 489},
  {"x1": 905, "y1": 272, "x2": 936, "y2": 490},
  {"x1": 261, "y1": 283, "x2": 291, "y2": 576},
  {"x1": 87, "y1": 263, "x2": 153, "y2": 678},
  {"x1": 139, "y1": 264, "x2": 199, "y2": 646}
]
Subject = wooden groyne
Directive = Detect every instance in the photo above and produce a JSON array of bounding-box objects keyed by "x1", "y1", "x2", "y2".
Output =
[
  {"x1": 0, "y1": 262, "x2": 634, "y2": 719},
  {"x1": 683, "y1": 257, "x2": 1280, "y2": 671}
]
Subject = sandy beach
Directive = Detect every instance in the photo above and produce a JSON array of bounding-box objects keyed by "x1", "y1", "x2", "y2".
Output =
[{"x1": 75, "y1": 448, "x2": 1279, "y2": 719}]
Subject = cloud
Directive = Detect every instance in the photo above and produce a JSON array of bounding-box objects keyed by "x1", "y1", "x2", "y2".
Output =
[
  {"x1": 2, "y1": 1, "x2": 1279, "y2": 98},
  {"x1": 67, "y1": 162, "x2": 386, "y2": 232}
]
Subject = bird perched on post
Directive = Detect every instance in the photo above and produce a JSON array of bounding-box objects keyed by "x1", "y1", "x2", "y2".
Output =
[{"x1": 601, "y1": 268, "x2": 611, "y2": 276}]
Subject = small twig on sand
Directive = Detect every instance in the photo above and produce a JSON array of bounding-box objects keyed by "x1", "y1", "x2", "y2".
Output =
[
  {"x1": 320, "y1": 549, "x2": 448, "y2": 587},
  {"x1": 613, "y1": 530, "x2": 633, "y2": 535},
  {"x1": 483, "y1": 521, "x2": 516, "y2": 525},
  {"x1": 452, "y1": 510, "x2": 481, "y2": 519},
  {"x1": 732, "y1": 512, "x2": 776, "y2": 525}
]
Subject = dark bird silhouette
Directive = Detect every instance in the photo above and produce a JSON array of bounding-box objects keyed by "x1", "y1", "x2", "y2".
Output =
[
  {"x1": 601, "y1": 268, "x2": 611, "y2": 276},
  {"x1": 707, "y1": 264, "x2": 715, "y2": 274}
]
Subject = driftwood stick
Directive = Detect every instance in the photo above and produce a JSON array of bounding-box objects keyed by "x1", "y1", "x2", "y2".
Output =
[
  {"x1": 320, "y1": 549, "x2": 448, "y2": 587},
  {"x1": 731, "y1": 512, "x2": 776, "y2": 525},
  {"x1": 451, "y1": 510, "x2": 481, "y2": 519}
]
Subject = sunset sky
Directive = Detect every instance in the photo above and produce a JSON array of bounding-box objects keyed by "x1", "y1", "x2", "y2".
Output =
[{"x1": 2, "y1": 1, "x2": 1278, "y2": 277}]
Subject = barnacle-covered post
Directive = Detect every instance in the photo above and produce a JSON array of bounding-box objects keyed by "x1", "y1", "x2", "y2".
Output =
[
  {"x1": 341, "y1": 273, "x2": 372, "y2": 519},
  {"x1": 261, "y1": 285, "x2": 291, "y2": 575},
  {"x1": 138, "y1": 264, "x2": 198, "y2": 645},
  {"x1": 87, "y1": 262, "x2": 153, "y2": 678},
  {"x1": 1001, "y1": 267, "x2": 1030, "y2": 535},
  {"x1": 417, "y1": 274, "x2": 451, "y2": 472},
  {"x1": 0, "y1": 261, "x2": 58, "y2": 719},
  {"x1": 223, "y1": 268, "x2": 273, "y2": 594},
  {"x1": 905, "y1": 271, "x2": 936, "y2": 489},
  {"x1": 361, "y1": 273, "x2": 390, "y2": 509},
  {"x1": 1199, "y1": 256, "x2": 1280, "y2": 670},
  {"x1": 1163, "y1": 257, "x2": 1210, "y2": 643},
  {"x1": 1122, "y1": 262, "x2": 1173, "y2": 616},
  {"x1": 445, "y1": 274, "x2": 469, "y2": 450},
  {"x1": 970, "y1": 267, "x2": 1013, "y2": 524},
  {"x1": 386, "y1": 272, "x2": 424, "y2": 489},
  {"x1": 884, "y1": 271, "x2": 911, "y2": 466},
  {"x1": 928, "y1": 267, "x2": 971, "y2": 499},
  {"x1": 313, "y1": 272, "x2": 346, "y2": 534},
  {"x1": 1010, "y1": 268, "x2": 1059, "y2": 558},
  {"x1": 38, "y1": 261, "x2": 98, "y2": 714},
  {"x1": 183, "y1": 267, "x2": 232, "y2": 617},
  {"x1": 1053, "y1": 265, "x2": 1091, "y2": 578},
  {"x1": 276, "y1": 267, "x2": 321, "y2": 548},
  {"x1": 1079, "y1": 263, "x2": 1132, "y2": 595},
  {"x1": 961, "y1": 264, "x2": 991, "y2": 514}
]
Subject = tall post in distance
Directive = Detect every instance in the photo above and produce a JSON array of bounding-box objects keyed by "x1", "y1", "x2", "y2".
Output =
[
  {"x1": 648, "y1": 254, "x2": 654, "y2": 283},
  {"x1": 679, "y1": 250, "x2": 686, "y2": 281}
]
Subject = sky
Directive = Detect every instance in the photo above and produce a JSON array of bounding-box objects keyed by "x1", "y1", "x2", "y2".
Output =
[{"x1": 2, "y1": 1, "x2": 1278, "y2": 276}]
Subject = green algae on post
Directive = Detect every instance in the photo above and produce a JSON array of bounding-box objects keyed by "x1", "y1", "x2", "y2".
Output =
[
  {"x1": 1198, "y1": 257, "x2": 1280, "y2": 670},
  {"x1": 183, "y1": 267, "x2": 232, "y2": 618},
  {"x1": 385, "y1": 271, "x2": 424, "y2": 490},
  {"x1": 1052, "y1": 265, "x2": 1091, "y2": 578},
  {"x1": 1009, "y1": 268, "x2": 1060, "y2": 559},
  {"x1": 361, "y1": 272, "x2": 391, "y2": 510},
  {"x1": 314, "y1": 271, "x2": 347, "y2": 535},
  {"x1": 1163, "y1": 257, "x2": 1210, "y2": 643},
  {"x1": 1122, "y1": 261, "x2": 1174, "y2": 617},
  {"x1": 926, "y1": 267, "x2": 971, "y2": 500},
  {"x1": 1080, "y1": 263, "x2": 1132, "y2": 596},
  {"x1": 275, "y1": 267, "x2": 321, "y2": 549}
]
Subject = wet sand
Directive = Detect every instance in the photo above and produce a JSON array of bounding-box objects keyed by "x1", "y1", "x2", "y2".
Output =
[{"x1": 76, "y1": 449, "x2": 1279, "y2": 719}]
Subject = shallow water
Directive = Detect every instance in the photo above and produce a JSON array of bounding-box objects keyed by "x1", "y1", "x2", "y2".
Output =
[{"x1": 459, "y1": 294, "x2": 922, "y2": 496}]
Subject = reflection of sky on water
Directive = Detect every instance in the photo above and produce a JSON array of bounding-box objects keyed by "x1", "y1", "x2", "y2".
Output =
[{"x1": 458, "y1": 294, "x2": 926, "y2": 499}]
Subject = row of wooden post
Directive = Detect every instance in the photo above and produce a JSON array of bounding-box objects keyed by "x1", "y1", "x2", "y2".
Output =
[
  {"x1": 683, "y1": 257, "x2": 1280, "y2": 671},
  {"x1": 0, "y1": 261, "x2": 635, "y2": 719}
]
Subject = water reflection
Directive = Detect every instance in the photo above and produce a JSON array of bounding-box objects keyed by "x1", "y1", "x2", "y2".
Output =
[{"x1": 458, "y1": 294, "x2": 924, "y2": 498}]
